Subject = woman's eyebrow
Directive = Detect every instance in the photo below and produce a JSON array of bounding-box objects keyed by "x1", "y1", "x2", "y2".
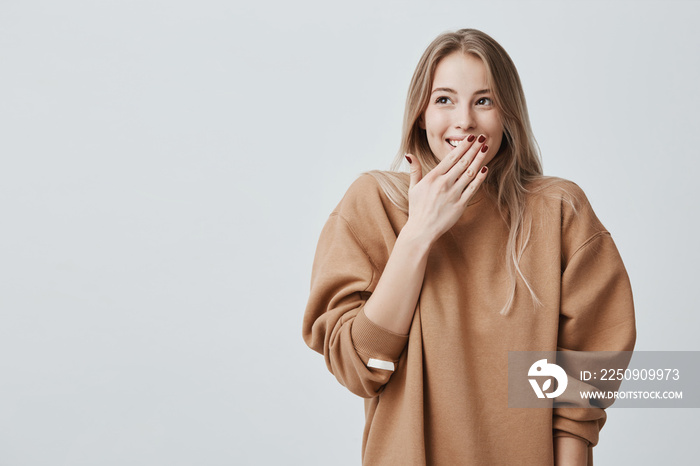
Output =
[
  {"x1": 431, "y1": 87, "x2": 457, "y2": 95},
  {"x1": 430, "y1": 87, "x2": 491, "y2": 95}
]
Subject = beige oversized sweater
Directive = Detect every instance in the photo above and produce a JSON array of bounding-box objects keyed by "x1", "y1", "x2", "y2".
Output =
[{"x1": 302, "y1": 173, "x2": 636, "y2": 465}]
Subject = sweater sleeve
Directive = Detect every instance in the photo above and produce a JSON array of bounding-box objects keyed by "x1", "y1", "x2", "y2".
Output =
[
  {"x1": 302, "y1": 207, "x2": 409, "y2": 399},
  {"x1": 553, "y1": 230, "x2": 637, "y2": 448}
]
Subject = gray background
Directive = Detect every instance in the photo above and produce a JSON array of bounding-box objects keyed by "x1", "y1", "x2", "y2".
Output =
[{"x1": 1, "y1": 0, "x2": 698, "y2": 464}]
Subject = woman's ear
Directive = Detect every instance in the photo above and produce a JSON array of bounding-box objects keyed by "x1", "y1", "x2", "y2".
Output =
[{"x1": 418, "y1": 115, "x2": 426, "y2": 130}]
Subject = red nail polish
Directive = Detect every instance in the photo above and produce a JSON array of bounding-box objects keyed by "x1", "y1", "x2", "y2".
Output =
[
  {"x1": 405, "y1": 154, "x2": 412, "y2": 164},
  {"x1": 467, "y1": 134, "x2": 476, "y2": 142},
  {"x1": 481, "y1": 144, "x2": 488, "y2": 153},
  {"x1": 478, "y1": 135, "x2": 486, "y2": 143},
  {"x1": 481, "y1": 166, "x2": 488, "y2": 173}
]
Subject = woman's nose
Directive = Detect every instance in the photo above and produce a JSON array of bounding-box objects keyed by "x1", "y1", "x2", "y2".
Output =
[{"x1": 455, "y1": 106, "x2": 476, "y2": 130}]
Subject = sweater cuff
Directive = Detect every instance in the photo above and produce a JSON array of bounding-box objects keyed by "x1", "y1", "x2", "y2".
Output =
[
  {"x1": 351, "y1": 306, "x2": 409, "y2": 370},
  {"x1": 552, "y1": 413, "x2": 600, "y2": 447},
  {"x1": 553, "y1": 429, "x2": 591, "y2": 447}
]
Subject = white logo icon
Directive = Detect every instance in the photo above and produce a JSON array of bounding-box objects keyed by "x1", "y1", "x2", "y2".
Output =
[{"x1": 528, "y1": 359, "x2": 568, "y2": 399}]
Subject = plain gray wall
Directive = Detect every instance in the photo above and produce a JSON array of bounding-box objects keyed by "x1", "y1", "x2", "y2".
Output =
[{"x1": 1, "y1": 0, "x2": 698, "y2": 465}]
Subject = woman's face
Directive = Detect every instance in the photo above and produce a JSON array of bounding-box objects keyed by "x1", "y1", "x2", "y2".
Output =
[{"x1": 421, "y1": 52, "x2": 504, "y2": 163}]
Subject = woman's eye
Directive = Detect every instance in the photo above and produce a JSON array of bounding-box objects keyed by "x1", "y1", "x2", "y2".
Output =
[
  {"x1": 435, "y1": 96, "x2": 452, "y2": 104},
  {"x1": 477, "y1": 97, "x2": 493, "y2": 106}
]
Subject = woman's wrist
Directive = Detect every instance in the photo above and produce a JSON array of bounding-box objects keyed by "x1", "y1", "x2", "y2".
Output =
[{"x1": 399, "y1": 220, "x2": 436, "y2": 254}]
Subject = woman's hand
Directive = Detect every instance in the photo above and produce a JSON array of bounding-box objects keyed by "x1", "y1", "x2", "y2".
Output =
[{"x1": 403, "y1": 134, "x2": 490, "y2": 245}]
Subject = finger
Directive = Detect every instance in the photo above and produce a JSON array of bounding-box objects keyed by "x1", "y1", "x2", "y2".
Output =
[
  {"x1": 432, "y1": 134, "x2": 477, "y2": 177},
  {"x1": 405, "y1": 153, "x2": 422, "y2": 189},
  {"x1": 453, "y1": 142, "x2": 489, "y2": 193},
  {"x1": 446, "y1": 136, "x2": 488, "y2": 186},
  {"x1": 459, "y1": 165, "x2": 488, "y2": 204}
]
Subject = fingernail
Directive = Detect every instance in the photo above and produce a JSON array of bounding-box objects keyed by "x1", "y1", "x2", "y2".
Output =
[
  {"x1": 478, "y1": 135, "x2": 486, "y2": 143},
  {"x1": 405, "y1": 154, "x2": 412, "y2": 164},
  {"x1": 467, "y1": 134, "x2": 476, "y2": 142},
  {"x1": 481, "y1": 166, "x2": 488, "y2": 173},
  {"x1": 481, "y1": 144, "x2": 488, "y2": 153}
]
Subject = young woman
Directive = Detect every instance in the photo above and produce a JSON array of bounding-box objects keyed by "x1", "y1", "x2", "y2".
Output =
[{"x1": 302, "y1": 28, "x2": 636, "y2": 465}]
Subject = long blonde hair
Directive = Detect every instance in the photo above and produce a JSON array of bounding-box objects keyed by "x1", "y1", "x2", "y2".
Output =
[{"x1": 363, "y1": 28, "x2": 575, "y2": 315}]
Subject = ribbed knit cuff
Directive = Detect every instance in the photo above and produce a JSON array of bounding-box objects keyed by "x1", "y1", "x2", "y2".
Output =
[{"x1": 351, "y1": 306, "x2": 409, "y2": 363}]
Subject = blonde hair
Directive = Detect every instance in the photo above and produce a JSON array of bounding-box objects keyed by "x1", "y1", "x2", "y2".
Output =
[{"x1": 362, "y1": 28, "x2": 577, "y2": 315}]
